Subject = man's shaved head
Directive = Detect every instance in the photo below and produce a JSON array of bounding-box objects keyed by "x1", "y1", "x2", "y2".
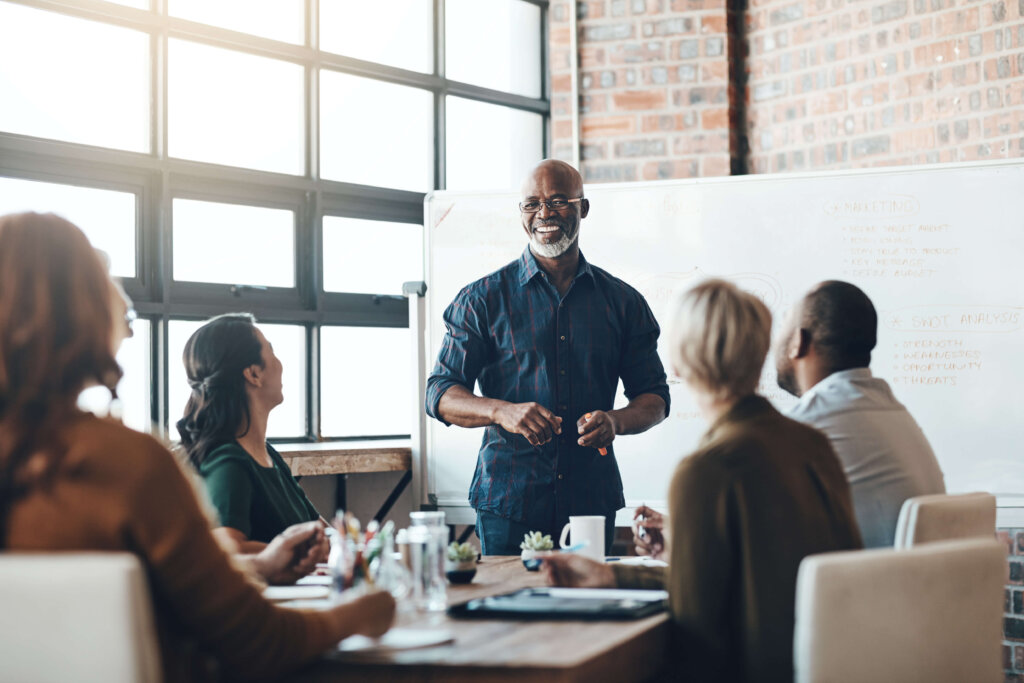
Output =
[
  {"x1": 520, "y1": 159, "x2": 584, "y2": 198},
  {"x1": 801, "y1": 280, "x2": 878, "y2": 371}
]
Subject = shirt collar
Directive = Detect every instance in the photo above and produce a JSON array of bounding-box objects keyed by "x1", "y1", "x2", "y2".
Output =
[
  {"x1": 516, "y1": 246, "x2": 594, "y2": 287},
  {"x1": 797, "y1": 367, "x2": 873, "y2": 405}
]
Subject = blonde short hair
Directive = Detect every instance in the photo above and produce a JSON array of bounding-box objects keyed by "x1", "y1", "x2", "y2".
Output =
[{"x1": 667, "y1": 278, "x2": 772, "y2": 400}]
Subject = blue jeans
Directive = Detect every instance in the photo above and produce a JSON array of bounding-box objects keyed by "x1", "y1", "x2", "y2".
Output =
[{"x1": 475, "y1": 510, "x2": 616, "y2": 557}]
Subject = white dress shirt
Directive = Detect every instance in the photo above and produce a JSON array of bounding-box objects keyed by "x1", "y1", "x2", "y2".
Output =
[{"x1": 788, "y1": 367, "x2": 946, "y2": 548}]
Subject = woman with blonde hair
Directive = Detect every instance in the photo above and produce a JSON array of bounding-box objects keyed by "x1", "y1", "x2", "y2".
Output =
[
  {"x1": 543, "y1": 278, "x2": 862, "y2": 682},
  {"x1": 0, "y1": 212, "x2": 394, "y2": 682}
]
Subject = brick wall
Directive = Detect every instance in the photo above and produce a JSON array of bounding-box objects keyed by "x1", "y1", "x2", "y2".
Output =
[
  {"x1": 548, "y1": 0, "x2": 734, "y2": 182},
  {"x1": 548, "y1": 0, "x2": 1024, "y2": 177},
  {"x1": 1001, "y1": 528, "x2": 1024, "y2": 681},
  {"x1": 745, "y1": 0, "x2": 1024, "y2": 172}
]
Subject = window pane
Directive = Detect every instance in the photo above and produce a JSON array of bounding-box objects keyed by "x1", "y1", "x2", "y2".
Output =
[
  {"x1": 172, "y1": 198, "x2": 294, "y2": 287},
  {"x1": 445, "y1": 97, "x2": 543, "y2": 191},
  {"x1": 169, "y1": 0, "x2": 304, "y2": 45},
  {"x1": 320, "y1": 72, "x2": 433, "y2": 191},
  {"x1": 320, "y1": 0, "x2": 432, "y2": 73},
  {"x1": 323, "y1": 217, "x2": 422, "y2": 294},
  {"x1": 0, "y1": 177, "x2": 136, "y2": 277},
  {"x1": 78, "y1": 319, "x2": 152, "y2": 434},
  {"x1": 446, "y1": 0, "x2": 541, "y2": 98},
  {"x1": 169, "y1": 39, "x2": 304, "y2": 174},
  {"x1": 321, "y1": 326, "x2": 410, "y2": 437},
  {"x1": 169, "y1": 320, "x2": 306, "y2": 439},
  {"x1": 0, "y1": 2, "x2": 149, "y2": 152}
]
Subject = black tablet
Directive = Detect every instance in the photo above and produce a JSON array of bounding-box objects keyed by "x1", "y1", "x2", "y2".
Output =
[{"x1": 448, "y1": 587, "x2": 668, "y2": 620}]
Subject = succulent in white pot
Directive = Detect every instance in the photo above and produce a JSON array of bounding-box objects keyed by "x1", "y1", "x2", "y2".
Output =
[
  {"x1": 520, "y1": 531, "x2": 553, "y2": 571},
  {"x1": 446, "y1": 541, "x2": 478, "y2": 571}
]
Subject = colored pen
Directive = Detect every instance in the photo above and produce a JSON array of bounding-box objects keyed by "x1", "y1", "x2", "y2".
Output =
[
  {"x1": 583, "y1": 412, "x2": 608, "y2": 455},
  {"x1": 637, "y1": 502, "x2": 647, "y2": 539}
]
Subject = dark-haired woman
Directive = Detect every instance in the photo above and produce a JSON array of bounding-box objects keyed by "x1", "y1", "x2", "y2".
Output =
[
  {"x1": 0, "y1": 212, "x2": 394, "y2": 682},
  {"x1": 177, "y1": 314, "x2": 324, "y2": 556}
]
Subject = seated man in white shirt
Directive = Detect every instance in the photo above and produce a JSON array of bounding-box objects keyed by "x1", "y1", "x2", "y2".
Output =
[
  {"x1": 772, "y1": 280, "x2": 945, "y2": 547},
  {"x1": 634, "y1": 280, "x2": 945, "y2": 554}
]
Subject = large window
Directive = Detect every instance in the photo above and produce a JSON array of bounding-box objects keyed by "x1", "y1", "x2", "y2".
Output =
[{"x1": 0, "y1": 0, "x2": 548, "y2": 441}]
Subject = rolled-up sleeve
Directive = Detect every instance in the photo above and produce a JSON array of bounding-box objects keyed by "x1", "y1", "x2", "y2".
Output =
[
  {"x1": 619, "y1": 295, "x2": 671, "y2": 417},
  {"x1": 425, "y1": 290, "x2": 490, "y2": 425}
]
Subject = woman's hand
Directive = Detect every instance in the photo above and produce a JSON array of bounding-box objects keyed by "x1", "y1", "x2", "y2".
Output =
[
  {"x1": 632, "y1": 505, "x2": 666, "y2": 561},
  {"x1": 349, "y1": 591, "x2": 397, "y2": 639},
  {"x1": 253, "y1": 521, "x2": 326, "y2": 585}
]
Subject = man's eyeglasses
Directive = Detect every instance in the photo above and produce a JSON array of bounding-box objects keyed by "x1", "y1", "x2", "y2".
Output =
[{"x1": 518, "y1": 197, "x2": 584, "y2": 214}]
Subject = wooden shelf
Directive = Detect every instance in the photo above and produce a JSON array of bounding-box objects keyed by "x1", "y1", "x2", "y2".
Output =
[{"x1": 276, "y1": 440, "x2": 411, "y2": 476}]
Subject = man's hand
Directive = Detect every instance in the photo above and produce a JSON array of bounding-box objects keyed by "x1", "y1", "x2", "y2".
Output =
[
  {"x1": 542, "y1": 553, "x2": 616, "y2": 588},
  {"x1": 632, "y1": 505, "x2": 666, "y2": 561},
  {"x1": 576, "y1": 410, "x2": 617, "y2": 450},
  {"x1": 253, "y1": 521, "x2": 328, "y2": 585},
  {"x1": 493, "y1": 402, "x2": 563, "y2": 446}
]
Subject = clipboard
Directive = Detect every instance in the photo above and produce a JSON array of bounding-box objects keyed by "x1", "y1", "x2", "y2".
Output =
[{"x1": 448, "y1": 587, "x2": 668, "y2": 620}]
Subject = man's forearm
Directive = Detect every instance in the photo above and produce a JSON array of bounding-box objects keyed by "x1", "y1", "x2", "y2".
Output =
[
  {"x1": 609, "y1": 393, "x2": 667, "y2": 436},
  {"x1": 437, "y1": 384, "x2": 507, "y2": 428}
]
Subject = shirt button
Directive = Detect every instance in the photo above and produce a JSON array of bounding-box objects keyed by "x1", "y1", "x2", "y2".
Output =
[
  {"x1": 560, "y1": 369, "x2": 566, "y2": 375},
  {"x1": 560, "y1": 404, "x2": 567, "y2": 410},
  {"x1": 560, "y1": 335, "x2": 566, "y2": 341},
  {"x1": 558, "y1": 474, "x2": 564, "y2": 480}
]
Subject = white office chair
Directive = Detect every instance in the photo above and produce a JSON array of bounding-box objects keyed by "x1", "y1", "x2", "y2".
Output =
[
  {"x1": 894, "y1": 491, "x2": 996, "y2": 548},
  {"x1": 0, "y1": 552, "x2": 162, "y2": 683},
  {"x1": 793, "y1": 538, "x2": 1005, "y2": 683}
]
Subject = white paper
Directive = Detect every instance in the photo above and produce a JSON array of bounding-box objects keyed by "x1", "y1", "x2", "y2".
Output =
[
  {"x1": 338, "y1": 628, "x2": 454, "y2": 652},
  {"x1": 609, "y1": 556, "x2": 669, "y2": 568},
  {"x1": 263, "y1": 585, "x2": 330, "y2": 601},
  {"x1": 296, "y1": 574, "x2": 332, "y2": 586}
]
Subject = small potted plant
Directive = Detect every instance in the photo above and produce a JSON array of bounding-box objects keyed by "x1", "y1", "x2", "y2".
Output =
[
  {"x1": 445, "y1": 541, "x2": 479, "y2": 584},
  {"x1": 520, "y1": 531, "x2": 553, "y2": 571}
]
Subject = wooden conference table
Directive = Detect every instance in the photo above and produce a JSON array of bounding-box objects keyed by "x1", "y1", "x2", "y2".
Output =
[{"x1": 290, "y1": 556, "x2": 671, "y2": 683}]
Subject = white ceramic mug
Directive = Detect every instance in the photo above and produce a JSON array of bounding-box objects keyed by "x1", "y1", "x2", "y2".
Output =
[{"x1": 559, "y1": 515, "x2": 606, "y2": 562}]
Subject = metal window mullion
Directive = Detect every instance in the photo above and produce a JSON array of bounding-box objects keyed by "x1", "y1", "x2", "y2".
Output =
[
  {"x1": 443, "y1": 80, "x2": 548, "y2": 114},
  {"x1": 309, "y1": 323, "x2": 320, "y2": 441},
  {"x1": 435, "y1": 0, "x2": 446, "y2": 190},
  {"x1": 155, "y1": 0, "x2": 172, "y2": 438},
  {"x1": 540, "y1": 0, "x2": 551, "y2": 157}
]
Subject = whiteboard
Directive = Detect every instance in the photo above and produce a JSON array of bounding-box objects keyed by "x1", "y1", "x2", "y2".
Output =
[{"x1": 424, "y1": 160, "x2": 1024, "y2": 523}]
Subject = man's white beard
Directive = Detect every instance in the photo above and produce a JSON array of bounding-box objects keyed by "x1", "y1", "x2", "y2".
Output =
[{"x1": 530, "y1": 231, "x2": 574, "y2": 258}]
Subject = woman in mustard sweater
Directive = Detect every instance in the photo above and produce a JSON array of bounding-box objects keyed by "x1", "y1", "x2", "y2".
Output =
[{"x1": 0, "y1": 212, "x2": 394, "y2": 682}]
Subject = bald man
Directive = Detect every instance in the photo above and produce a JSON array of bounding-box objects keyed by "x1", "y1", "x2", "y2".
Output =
[
  {"x1": 425, "y1": 160, "x2": 670, "y2": 555},
  {"x1": 775, "y1": 280, "x2": 945, "y2": 547}
]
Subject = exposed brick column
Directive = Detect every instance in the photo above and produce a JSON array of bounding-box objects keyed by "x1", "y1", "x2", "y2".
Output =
[
  {"x1": 1001, "y1": 528, "x2": 1024, "y2": 681},
  {"x1": 548, "y1": 0, "x2": 733, "y2": 182},
  {"x1": 744, "y1": 0, "x2": 1024, "y2": 172}
]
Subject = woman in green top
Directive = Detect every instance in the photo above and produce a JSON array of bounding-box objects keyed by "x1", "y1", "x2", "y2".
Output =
[{"x1": 178, "y1": 314, "x2": 326, "y2": 555}]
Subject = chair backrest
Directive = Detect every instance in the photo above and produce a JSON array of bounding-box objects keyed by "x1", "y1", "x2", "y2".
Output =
[
  {"x1": 794, "y1": 538, "x2": 1005, "y2": 683},
  {"x1": 0, "y1": 552, "x2": 162, "y2": 683},
  {"x1": 894, "y1": 492, "x2": 996, "y2": 548}
]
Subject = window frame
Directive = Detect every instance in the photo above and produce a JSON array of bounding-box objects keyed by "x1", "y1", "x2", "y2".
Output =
[{"x1": 0, "y1": 0, "x2": 550, "y2": 442}]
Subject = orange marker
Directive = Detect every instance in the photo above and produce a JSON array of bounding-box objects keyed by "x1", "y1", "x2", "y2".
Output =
[{"x1": 584, "y1": 413, "x2": 608, "y2": 455}]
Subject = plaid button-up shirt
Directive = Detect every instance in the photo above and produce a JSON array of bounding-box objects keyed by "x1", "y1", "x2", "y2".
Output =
[{"x1": 425, "y1": 248, "x2": 670, "y2": 528}]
